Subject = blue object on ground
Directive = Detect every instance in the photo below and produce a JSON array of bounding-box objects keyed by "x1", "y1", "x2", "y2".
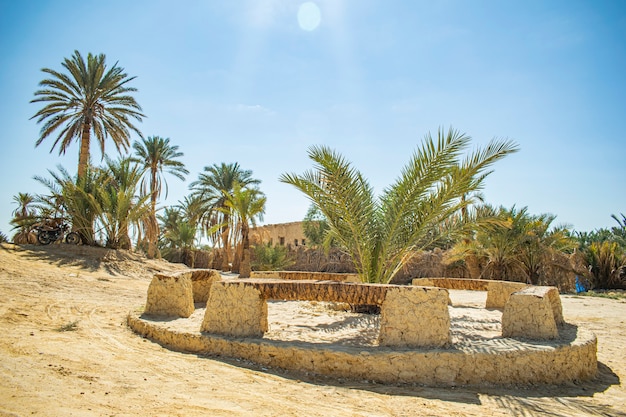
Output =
[{"x1": 575, "y1": 276, "x2": 587, "y2": 293}]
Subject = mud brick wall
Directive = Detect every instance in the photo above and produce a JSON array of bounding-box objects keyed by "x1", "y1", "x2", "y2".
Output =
[
  {"x1": 502, "y1": 286, "x2": 563, "y2": 339},
  {"x1": 412, "y1": 278, "x2": 529, "y2": 309},
  {"x1": 144, "y1": 272, "x2": 194, "y2": 318},
  {"x1": 200, "y1": 282, "x2": 268, "y2": 337},
  {"x1": 378, "y1": 286, "x2": 450, "y2": 347}
]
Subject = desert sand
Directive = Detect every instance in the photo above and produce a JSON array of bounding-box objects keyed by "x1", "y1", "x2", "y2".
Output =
[{"x1": 0, "y1": 243, "x2": 625, "y2": 416}]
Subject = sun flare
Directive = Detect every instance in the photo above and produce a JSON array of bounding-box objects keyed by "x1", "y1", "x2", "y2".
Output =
[{"x1": 297, "y1": 2, "x2": 321, "y2": 31}]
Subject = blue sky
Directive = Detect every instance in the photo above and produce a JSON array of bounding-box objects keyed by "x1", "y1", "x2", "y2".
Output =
[{"x1": 1, "y1": 0, "x2": 625, "y2": 238}]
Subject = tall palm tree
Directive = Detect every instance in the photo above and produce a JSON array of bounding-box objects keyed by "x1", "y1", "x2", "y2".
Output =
[
  {"x1": 225, "y1": 183, "x2": 266, "y2": 277},
  {"x1": 280, "y1": 128, "x2": 518, "y2": 283},
  {"x1": 31, "y1": 50, "x2": 145, "y2": 179},
  {"x1": 132, "y1": 136, "x2": 188, "y2": 257},
  {"x1": 190, "y1": 162, "x2": 260, "y2": 270}
]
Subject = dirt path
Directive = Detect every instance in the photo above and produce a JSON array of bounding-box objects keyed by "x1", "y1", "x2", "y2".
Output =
[{"x1": 0, "y1": 244, "x2": 625, "y2": 416}]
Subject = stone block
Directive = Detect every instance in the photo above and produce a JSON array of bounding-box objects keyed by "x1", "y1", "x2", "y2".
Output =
[
  {"x1": 190, "y1": 269, "x2": 222, "y2": 303},
  {"x1": 502, "y1": 286, "x2": 560, "y2": 339},
  {"x1": 378, "y1": 286, "x2": 450, "y2": 347},
  {"x1": 486, "y1": 281, "x2": 528, "y2": 309},
  {"x1": 144, "y1": 272, "x2": 194, "y2": 318},
  {"x1": 201, "y1": 281, "x2": 268, "y2": 337}
]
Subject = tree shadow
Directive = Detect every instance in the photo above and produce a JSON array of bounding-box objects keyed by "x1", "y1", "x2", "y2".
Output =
[
  {"x1": 205, "y1": 352, "x2": 621, "y2": 415},
  {"x1": 9, "y1": 243, "x2": 156, "y2": 277}
]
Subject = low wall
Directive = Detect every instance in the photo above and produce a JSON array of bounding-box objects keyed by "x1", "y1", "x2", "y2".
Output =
[
  {"x1": 412, "y1": 278, "x2": 529, "y2": 309},
  {"x1": 251, "y1": 271, "x2": 360, "y2": 282},
  {"x1": 201, "y1": 279, "x2": 450, "y2": 348},
  {"x1": 128, "y1": 314, "x2": 598, "y2": 386},
  {"x1": 144, "y1": 269, "x2": 222, "y2": 317},
  {"x1": 144, "y1": 272, "x2": 194, "y2": 318},
  {"x1": 189, "y1": 269, "x2": 222, "y2": 303}
]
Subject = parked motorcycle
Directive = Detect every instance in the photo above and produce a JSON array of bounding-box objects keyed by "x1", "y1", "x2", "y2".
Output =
[{"x1": 33, "y1": 222, "x2": 80, "y2": 245}]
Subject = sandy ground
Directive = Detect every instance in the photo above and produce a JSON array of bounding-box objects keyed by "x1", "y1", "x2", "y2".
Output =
[{"x1": 0, "y1": 243, "x2": 625, "y2": 417}]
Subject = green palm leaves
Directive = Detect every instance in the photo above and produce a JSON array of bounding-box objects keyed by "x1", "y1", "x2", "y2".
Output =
[
  {"x1": 132, "y1": 136, "x2": 188, "y2": 257},
  {"x1": 132, "y1": 136, "x2": 188, "y2": 210},
  {"x1": 280, "y1": 128, "x2": 518, "y2": 283},
  {"x1": 190, "y1": 162, "x2": 261, "y2": 270},
  {"x1": 31, "y1": 50, "x2": 144, "y2": 178}
]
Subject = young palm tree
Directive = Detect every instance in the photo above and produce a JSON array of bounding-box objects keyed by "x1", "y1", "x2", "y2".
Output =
[
  {"x1": 224, "y1": 183, "x2": 266, "y2": 277},
  {"x1": 11, "y1": 193, "x2": 36, "y2": 219},
  {"x1": 190, "y1": 162, "x2": 261, "y2": 270},
  {"x1": 280, "y1": 128, "x2": 518, "y2": 283},
  {"x1": 31, "y1": 50, "x2": 145, "y2": 179},
  {"x1": 35, "y1": 165, "x2": 101, "y2": 245},
  {"x1": 516, "y1": 211, "x2": 576, "y2": 284},
  {"x1": 585, "y1": 241, "x2": 626, "y2": 289},
  {"x1": 10, "y1": 192, "x2": 39, "y2": 244},
  {"x1": 447, "y1": 205, "x2": 576, "y2": 283},
  {"x1": 96, "y1": 157, "x2": 150, "y2": 249},
  {"x1": 132, "y1": 136, "x2": 188, "y2": 257},
  {"x1": 158, "y1": 205, "x2": 198, "y2": 267}
]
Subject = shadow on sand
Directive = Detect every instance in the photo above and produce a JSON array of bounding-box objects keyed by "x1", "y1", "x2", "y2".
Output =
[
  {"x1": 205, "y1": 353, "x2": 622, "y2": 416},
  {"x1": 4, "y1": 243, "x2": 160, "y2": 277}
]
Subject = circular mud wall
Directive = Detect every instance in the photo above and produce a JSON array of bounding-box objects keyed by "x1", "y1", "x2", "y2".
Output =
[{"x1": 127, "y1": 314, "x2": 597, "y2": 386}]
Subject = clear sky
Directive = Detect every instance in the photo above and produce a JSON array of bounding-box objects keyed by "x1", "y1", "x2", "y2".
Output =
[{"x1": 1, "y1": 0, "x2": 625, "y2": 238}]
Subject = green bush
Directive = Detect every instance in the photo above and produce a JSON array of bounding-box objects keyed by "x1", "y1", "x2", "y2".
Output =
[{"x1": 251, "y1": 244, "x2": 293, "y2": 271}]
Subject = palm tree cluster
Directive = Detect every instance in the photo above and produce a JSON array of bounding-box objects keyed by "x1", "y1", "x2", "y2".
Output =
[
  {"x1": 30, "y1": 144, "x2": 181, "y2": 250},
  {"x1": 445, "y1": 205, "x2": 577, "y2": 285},
  {"x1": 179, "y1": 163, "x2": 266, "y2": 276},
  {"x1": 150, "y1": 162, "x2": 265, "y2": 275},
  {"x1": 22, "y1": 49, "x2": 265, "y2": 272},
  {"x1": 15, "y1": 50, "x2": 620, "y2": 288},
  {"x1": 576, "y1": 214, "x2": 626, "y2": 289}
]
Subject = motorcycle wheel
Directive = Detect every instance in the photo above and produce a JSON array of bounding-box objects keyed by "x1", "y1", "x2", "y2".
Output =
[
  {"x1": 66, "y1": 232, "x2": 81, "y2": 245},
  {"x1": 38, "y1": 232, "x2": 51, "y2": 245}
]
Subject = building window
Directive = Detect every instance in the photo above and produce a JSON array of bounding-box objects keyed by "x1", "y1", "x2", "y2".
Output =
[
  {"x1": 279, "y1": 236, "x2": 285, "y2": 246},
  {"x1": 302, "y1": 239, "x2": 306, "y2": 246},
  {"x1": 294, "y1": 239, "x2": 299, "y2": 246}
]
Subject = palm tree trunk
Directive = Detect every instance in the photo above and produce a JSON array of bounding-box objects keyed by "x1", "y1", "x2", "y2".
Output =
[
  {"x1": 145, "y1": 167, "x2": 160, "y2": 258},
  {"x1": 119, "y1": 222, "x2": 131, "y2": 250},
  {"x1": 220, "y1": 224, "x2": 230, "y2": 271},
  {"x1": 77, "y1": 122, "x2": 91, "y2": 179},
  {"x1": 466, "y1": 253, "x2": 482, "y2": 279},
  {"x1": 239, "y1": 223, "x2": 252, "y2": 278}
]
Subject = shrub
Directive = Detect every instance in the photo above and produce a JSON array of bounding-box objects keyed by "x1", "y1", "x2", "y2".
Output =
[{"x1": 251, "y1": 244, "x2": 293, "y2": 271}]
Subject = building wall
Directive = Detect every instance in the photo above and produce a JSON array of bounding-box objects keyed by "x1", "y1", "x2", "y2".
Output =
[{"x1": 251, "y1": 221, "x2": 307, "y2": 247}]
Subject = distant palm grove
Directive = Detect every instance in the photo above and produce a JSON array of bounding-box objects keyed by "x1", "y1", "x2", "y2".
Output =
[{"x1": 3, "y1": 50, "x2": 625, "y2": 289}]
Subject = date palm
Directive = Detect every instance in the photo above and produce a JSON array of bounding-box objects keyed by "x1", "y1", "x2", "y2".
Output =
[
  {"x1": 225, "y1": 183, "x2": 266, "y2": 277},
  {"x1": 132, "y1": 136, "x2": 188, "y2": 257},
  {"x1": 31, "y1": 50, "x2": 144, "y2": 179},
  {"x1": 96, "y1": 157, "x2": 150, "y2": 249},
  {"x1": 190, "y1": 162, "x2": 260, "y2": 270},
  {"x1": 35, "y1": 165, "x2": 100, "y2": 245},
  {"x1": 11, "y1": 193, "x2": 36, "y2": 219},
  {"x1": 10, "y1": 192, "x2": 39, "y2": 243},
  {"x1": 280, "y1": 128, "x2": 518, "y2": 283}
]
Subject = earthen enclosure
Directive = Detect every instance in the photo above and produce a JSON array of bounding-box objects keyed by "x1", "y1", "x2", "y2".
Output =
[{"x1": 130, "y1": 271, "x2": 598, "y2": 386}]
